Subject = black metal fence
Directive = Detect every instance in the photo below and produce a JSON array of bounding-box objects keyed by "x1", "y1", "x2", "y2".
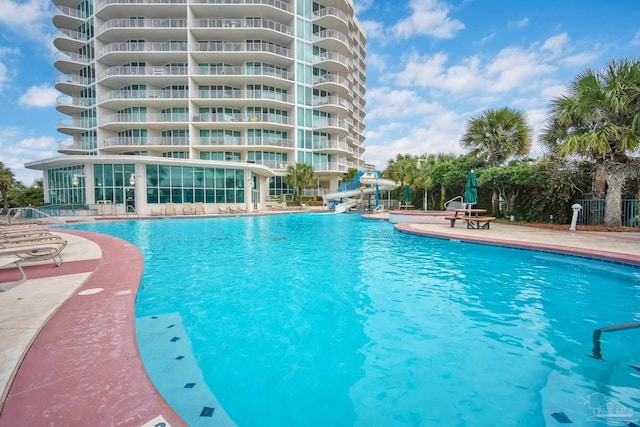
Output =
[{"x1": 575, "y1": 199, "x2": 640, "y2": 227}]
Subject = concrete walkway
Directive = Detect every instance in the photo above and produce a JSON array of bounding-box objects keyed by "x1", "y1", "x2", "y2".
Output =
[{"x1": 0, "y1": 216, "x2": 638, "y2": 426}]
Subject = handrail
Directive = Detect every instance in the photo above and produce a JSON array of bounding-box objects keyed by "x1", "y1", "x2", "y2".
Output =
[
  {"x1": 4, "y1": 207, "x2": 72, "y2": 227},
  {"x1": 444, "y1": 195, "x2": 463, "y2": 209},
  {"x1": 125, "y1": 205, "x2": 140, "y2": 218},
  {"x1": 591, "y1": 321, "x2": 640, "y2": 360}
]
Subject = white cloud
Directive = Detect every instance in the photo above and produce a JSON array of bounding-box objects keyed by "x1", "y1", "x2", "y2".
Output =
[
  {"x1": 632, "y1": 31, "x2": 640, "y2": 46},
  {"x1": 353, "y1": 0, "x2": 374, "y2": 15},
  {"x1": 479, "y1": 33, "x2": 495, "y2": 45},
  {"x1": 0, "y1": 0, "x2": 54, "y2": 50},
  {"x1": 0, "y1": 128, "x2": 56, "y2": 185},
  {"x1": 486, "y1": 47, "x2": 555, "y2": 92},
  {"x1": 509, "y1": 18, "x2": 529, "y2": 28},
  {"x1": 392, "y1": 0, "x2": 464, "y2": 40},
  {"x1": 525, "y1": 108, "x2": 551, "y2": 158},
  {"x1": 393, "y1": 52, "x2": 485, "y2": 94},
  {"x1": 540, "y1": 32, "x2": 569, "y2": 57},
  {"x1": 19, "y1": 85, "x2": 58, "y2": 107},
  {"x1": 540, "y1": 84, "x2": 567, "y2": 101},
  {"x1": 360, "y1": 20, "x2": 386, "y2": 42},
  {"x1": 561, "y1": 51, "x2": 600, "y2": 67},
  {"x1": 0, "y1": 46, "x2": 19, "y2": 91},
  {"x1": 366, "y1": 87, "x2": 440, "y2": 119}
]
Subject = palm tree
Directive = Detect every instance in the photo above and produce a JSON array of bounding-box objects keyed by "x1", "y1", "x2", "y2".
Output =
[
  {"x1": 461, "y1": 107, "x2": 532, "y2": 214},
  {"x1": 0, "y1": 162, "x2": 16, "y2": 213},
  {"x1": 285, "y1": 163, "x2": 315, "y2": 204},
  {"x1": 542, "y1": 58, "x2": 640, "y2": 226}
]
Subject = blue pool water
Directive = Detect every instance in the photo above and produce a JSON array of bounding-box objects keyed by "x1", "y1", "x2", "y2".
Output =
[{"x1": 72, "y1": 214, "x2": 640, "y2": 426}]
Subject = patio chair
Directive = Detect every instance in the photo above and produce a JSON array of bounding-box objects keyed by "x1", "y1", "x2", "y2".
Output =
[
  {"x1": 165, "y1": 203, "x2": 177, "y2": 215},
  {"x1": 182, "y1": 203, "x2": 195, "y2": 215},
  {"x1": 0, "y1": 255, "x2": 27, "y2": 292},
  {"x1": 0, "y1": 237, "x2": 67, "y2": 266},
  {"x1": 194, "y1": 202, "x2": 205, "y2": 215}
]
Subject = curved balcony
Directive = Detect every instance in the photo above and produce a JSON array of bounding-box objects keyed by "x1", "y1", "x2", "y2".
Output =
[
  {"x1": 313, "y1": 73, "x2": 349, "y2": 94},
  {"x1": 53, "y1": 5, "x2": 87, "y2": 30},
  {"x1": 55, "y1": 74, "x2": 93, "y2": 94},
  {"x1": 312, "y1": 118, "x2": 349, "y2": 136},
  {"x1": 98, "y1": 89, "x2": 189, "y2": 109},
  {"x1": 192, "y1": 112, "x2": 294, "y2": 132},
  {"x1": 53, "y1": 28, "x2": 89, "y2": 52},
  {"x1": 313, "y1": 161, "x2": 348, "y2": 173},
  {"x1": 95, "y1": 0, "x2": 187, "y2": 15},
  {"x1": 312, "y1": 95, "x2": 349, "y2": 115},
  {"x1": 100, "y1": 113, "x2": 190, "y2": 131},
  {"x1": 191, "y1": 41, "x2": 293, "y2": 67},
  {"x1": 98, "y1": 64, "x2": 188, "y2": 87},
  {"x1": 192, "y1": 64, "x2": 294, "y2": 87},
  {"x1": 190, "y1": 18, "x2": 293, "y2": 45},
  {"x1": 101, "y1": 136, "x2": 189, "y2": 153},
  {"x1": 57, "y1": 118, "x2": 96, "y2": 135},
  {"x1": 57, "y1": 139, "x2": 97, "y2": 155},
  {"x1": 312, "y1": 139, "x2": 353, "y2": 156},
  {"x1": 189, "y1": 0, "x2": 292, "y2": 22},
  {"x1": 54, "y1": 51, "x2": 91, "y2": 74},
  {"x1": 312, "y1": 51, "x2": 350, "y2": 73},
  {"x1": 96, "y1": 18, "x2": 188, "y2": 42},
  {"x1": 56, "y1": 96, "x2": 95, "y2": 115},
  {"x1": 312, "y1": 29, "x2": 350, "y2": 56},
  {"x1": 192, "y1": 89, "x2": 293, "y2": 109},
  {"x1": 312, "y1": 7, "x2": 349, "y2": 32},
  {"x1": 96, "y1": 41, "x2": 188, "y2": 64},
  {"x1": 194, "y1": 136, "x2": 294, "y2": 153},
  {"x1": 53, "y1": 0, "x2": 83, "y2": 9}
]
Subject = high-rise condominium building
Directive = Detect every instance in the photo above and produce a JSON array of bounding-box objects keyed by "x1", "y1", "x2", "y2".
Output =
[{"x1": 27, "y1": 0, "x2": 366, "y2": 215}]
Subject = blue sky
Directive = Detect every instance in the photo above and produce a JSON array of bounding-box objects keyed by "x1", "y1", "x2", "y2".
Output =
[{"x1": 0, "y1": 0, "x2": 639, "y2": 185}]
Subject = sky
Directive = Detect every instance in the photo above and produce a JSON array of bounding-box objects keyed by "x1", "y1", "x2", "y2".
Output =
[{"x1": 0, "y1": 0, "x2": 639, "y2": 185}]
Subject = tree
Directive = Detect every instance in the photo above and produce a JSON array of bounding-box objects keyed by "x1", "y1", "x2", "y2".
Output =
[
  {"x1": 0, "y1": 162, "x2": 16, "y2": 213},
  {"x1": 460, "y1": 107, "x2": 532, "y2": 214},
  {"x1": 285, "y1": 163, "x2": 315, "y2": 204},
  {"x1": 542, "y1": 58, "x2": 640, "y2": 226}
]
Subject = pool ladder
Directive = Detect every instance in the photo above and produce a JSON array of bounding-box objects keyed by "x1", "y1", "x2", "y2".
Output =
[{"x1": 591, "y1": 321, "x2": 640, "y2": 360}]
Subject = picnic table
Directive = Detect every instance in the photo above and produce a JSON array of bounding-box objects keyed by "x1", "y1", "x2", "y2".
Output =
[{"x1": 444, "y1": 208, "x2": 496, "y2": 229}]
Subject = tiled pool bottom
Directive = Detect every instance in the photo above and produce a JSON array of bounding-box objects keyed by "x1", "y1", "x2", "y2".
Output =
[{"x1": 136, "y1": 314, "x2": 235, "y2": 427}]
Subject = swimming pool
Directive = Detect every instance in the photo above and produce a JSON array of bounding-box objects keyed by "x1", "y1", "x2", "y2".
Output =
[{"x1": 73, "y1": 214, "x2": 640, "y2": 426}]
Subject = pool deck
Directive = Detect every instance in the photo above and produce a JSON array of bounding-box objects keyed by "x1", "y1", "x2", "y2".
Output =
[{"x1": 0, "y1": 213, "x2": 639, "y2": 426}]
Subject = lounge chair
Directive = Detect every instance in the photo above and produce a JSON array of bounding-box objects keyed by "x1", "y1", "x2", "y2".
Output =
[
  {"x1": 182, "y1": 203, "x2": 195, "y2": 215},
  {"x1": 194, "y1": 202, "x2": 205, "y2": 215},
  {"x1": 0, "y1": 255, "x2": 27, "y2": 292},
  {"x1": 165, "y1": 203, "x2": 177, "y2": 215},
  {"x1": 0, "y1": 238, "x2": 66, "y2": 266}
]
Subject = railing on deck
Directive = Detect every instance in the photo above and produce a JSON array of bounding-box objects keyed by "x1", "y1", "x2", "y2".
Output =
[{"x1": 575, "y1": 199, "x2": 640, "y2": 227}]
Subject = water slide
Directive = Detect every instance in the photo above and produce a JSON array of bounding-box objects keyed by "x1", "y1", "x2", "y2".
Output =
[{"x1": 324, "y1": 175, "x2": 398, "y2": 213}]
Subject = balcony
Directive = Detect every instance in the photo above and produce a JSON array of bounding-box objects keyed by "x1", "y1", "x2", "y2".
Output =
[
  {"x1": 312, "y1": 51, "x2": 350, "y2": 73},
  {"x1": 312, "y1": 118, "x2": 349, "y2": 136},
  {"x1": 192, "y1": 113, "x2": 294, "y2": 131},
  {"x1": 312, "y1": 95, "x2": 349, "y2": 114},
  {"x1": 55, "y1": 74, "x2": 93, "y2": 93},
  {"x1": 99, "y1": 89, "x2": 189, "y2": 109},
  {"x1": 312, "y1": 6, "x2": 350, "y2": 32},
  {"x1": 189, "y1": 0, "x2": 292, "y2": 21},
  {"x1": 57, "y1": 139, "x2": 97, "y2": 155},
  {"x1": 192, "y1": 89, "x2": 293, "y2": 108},
  {"x1": 191, "y1": 41, "x2": 293, "y2": 67},
  {"x1": 101, "y1": 113, "x2": 190, "y2": 130},
  {"x1": 101, "y1": 137, "x2": 189, "y2": 151},
  {"x1": 312, "y1": 29, "x2": 350, "y2": 56},
  {"x1": 192, "y1": 64, "x2": 294, "y2": 87},
  {"x1": 97, "y1": 41, "x2": 188, "y2": 64},
  {"x1": 95, "y1": 0, "x2": 187, "y2": 14},
  {"x1": 191, "y1": 18, "x2": 293, "y2": 45},
  {"x1": 53, "y1": 28, "x2": 89, "y2": 52},
  {"x1": 98, "y1": 65, "x2": 188, "y2": 87},
  {"x1": 54, "y1": 51, "x2": 91, "y2": 74},
  {"x1": 52, "y1": 5, "x2": 87, "y2": 30},
  {"x1": 56, "y1": 96, "x2": 95, "y2": 115},
  {"x1": 312, "y1": 139, "x2": 352, "y2": 155},
  {"x1": 57, "y1": 118, "x2": 96, "y2": 135}
]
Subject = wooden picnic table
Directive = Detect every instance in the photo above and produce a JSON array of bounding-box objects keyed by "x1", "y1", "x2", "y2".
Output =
[{"x1": 445, "y1": 208, "x2": 495, "y2": 229}]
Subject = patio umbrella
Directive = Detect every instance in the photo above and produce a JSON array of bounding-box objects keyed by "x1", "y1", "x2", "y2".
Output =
[
  {"x1": 404, "y1": 184, "x2": 411, "y2": 203},
  {"x1": 464, "y1": 169, "x2": 478, "y2": 207}
]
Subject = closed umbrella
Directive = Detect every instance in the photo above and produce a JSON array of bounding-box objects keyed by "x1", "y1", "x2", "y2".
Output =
[
  {"x1": 404, "y1": 184, "x2": 411, "y2": 203},
  {"x1": 464, "y1": 170, "x2": 478, "y2": 208}
]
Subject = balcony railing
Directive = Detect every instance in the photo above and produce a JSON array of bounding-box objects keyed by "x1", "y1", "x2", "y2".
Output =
[
  {"x1": 312, "y1": 29, "x2": 348, "y2": 45},
  {"x1": 313, "y1": 73, "x2": 349, "y2": 87},
  {"x1": 193, "y1": 41, "x2": 293, "y2": 59},
  {"x1": 57, "y1": 96, "x2": 95, "y2": 108},
  {"x1": 195, "y1": 64, "x2": 293, "y2": 80},
  {"x1": 54, "y1": 28, "x2": 89, "y2": 42},
  {"x1": 97, "y1": 18, "x2": 187, "y2": 33},
  {"x1": 192, "y1": 113, "x2": 294, "y2": 125},
  {"x1": 102, "y1": 137, "x2": 189, "y2": 147},
  {"x1": 101, "y1": 113, "x2": 189, "y2": 124},
  {"x1": 55, "y1": 51, "x2": 91, "y2": 64},
  {"x1": 312, "y1": 6, "x2": 350, "y2": 25},
  {"x1": 98, "y1": 65, "x2": 188, "y2": 80},
  {"x1": 312, "y1": 96, "x2": 349, "y2": 109},
  {"x1": 192, "y1": 17, "x2": 292, "y2": 36},
  {"x1": 313, "y1": 51, "x2": 350, "y2": 67},
  {"x1": 95, "y1": 0, "x2": 186, "y2": 11},
  {"x1": 189, "y1": 0, "x2": 291, "y2": 13},
  {"x1": 54, "y1": 5, "x2": 87, "y2": 20},
  {"x1": 99, "y1": 89, "x2": 189, "y2": 102},
  {"x1": 56, "y1": 74, "x2": 94, "y2": 86},
  {"x1": 97, "y1": 41, "x2": 188, "y2": 57},
  {"x1": 58, "y1": 118, "x2": 97, "y2": 128},
  {"x1": 195, "y1": 89, "x2": 293, "y2": 103}
]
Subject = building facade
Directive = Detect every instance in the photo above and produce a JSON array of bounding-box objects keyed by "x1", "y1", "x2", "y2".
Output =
[{"x1": 27, "y1": 0, "x2": 366, "y2": 214}]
